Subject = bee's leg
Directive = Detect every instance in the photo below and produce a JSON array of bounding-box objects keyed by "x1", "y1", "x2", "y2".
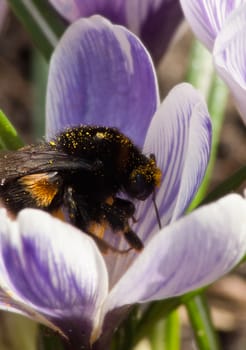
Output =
[
  {"x1": 112, "y1": 197, "x2": 138, "y2": 223},
  {"x1": 100, "y1": 200, "x2": 129, "y2": 231},
  {"x1": 63, "y1": 187, "x2": 131, "y2": 255},
  {"x1": 112, "y1": 197, "x2": 135, "y2": 218},
  {"x1": 123, "y1": 228, "x2": 144, "y2": 251},
  {"x1": 101, "y1": 197, "x2": 137, "y2": 228},
  {"x1": 85, "y1": 231, "x2": 132, "y2": 255},
  {"x1": 63, "y1": 186, "x2": 88, "y2": 229},
  {"x1": 100, "y1": 199, "x2": 144, "y2": 251}
]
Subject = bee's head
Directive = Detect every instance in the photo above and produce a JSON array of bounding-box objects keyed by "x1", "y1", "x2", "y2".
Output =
[{"x1": 125, "y1": 155, "x2": 162, "y2": 200}]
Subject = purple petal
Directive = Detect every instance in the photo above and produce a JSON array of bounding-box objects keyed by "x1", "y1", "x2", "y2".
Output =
[
  {"x1": 180, "y1": 0, "x2": 243, "y2": 50},
  {"x1": 135, "y1": 83, "x2": 211, "y2": 240},
  {"x1": 0, "y1": 209, "x2": 108, "y2": 345},
  {"x1": 213, "y1": 3, "x2": 246, "y2": 125},
  {"x1": 49, "y1": 0, "x2": 183, "y2": 62},
  {"x1": 102, "y1": 84, "x2": 211, "y2": 290},
  {"x1": 46, "y1": 15, "x2": 159, "y2": 147},
  {"x1": 106, "y1": 194, "x2": 246, "y2": 310}
]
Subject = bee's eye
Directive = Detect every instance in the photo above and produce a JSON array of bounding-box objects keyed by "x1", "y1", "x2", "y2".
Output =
[{"x1": 125, "y1": 172, "x2": 154, "y2": 200}]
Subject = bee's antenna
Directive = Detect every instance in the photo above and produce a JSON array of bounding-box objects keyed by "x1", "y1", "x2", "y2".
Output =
[
  {"x1": 150, "y1": 153, "x2": 162, "y2": 230},
  {"x1": 152, "y1": 190, "x2": 162, "y2": 229}
]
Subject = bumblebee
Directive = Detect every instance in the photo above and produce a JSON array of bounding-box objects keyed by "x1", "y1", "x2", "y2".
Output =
[{"x1": 0, "y1": 126, "x2": 161, "y2": 253}]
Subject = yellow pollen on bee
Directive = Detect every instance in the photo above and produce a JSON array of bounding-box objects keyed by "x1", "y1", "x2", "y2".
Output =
[
  {"x1": 130, "y1": 160, "x2": 162, "y2": 187},
  {"x1": 154, "y1": 167, "x2": 162, "y2": 187},
  {"x1": 96, "y1": 132, "x2": 106, "y2": 139}
]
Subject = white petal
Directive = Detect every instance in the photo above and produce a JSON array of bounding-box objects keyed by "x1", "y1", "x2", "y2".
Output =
[
  {"x1": 136, "y1": 83, "x2": 211, "y2": 240},
  {"x1": 180, "y1": 0, "x2": 243, "y2": 50},
  {"x1": 46, "y1": 15, "x2": 159, "y2": 147},
  {"x1": 106, "y1": 194, "x2": 246, "y2": 311},
  {"x1": 0, "y1": 209, "x2": 108, "y2": 339}
]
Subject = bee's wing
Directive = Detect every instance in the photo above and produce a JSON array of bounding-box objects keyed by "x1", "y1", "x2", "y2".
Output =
[{"x1": 0, "y1": 143, "x2": 95, "y2": 181}]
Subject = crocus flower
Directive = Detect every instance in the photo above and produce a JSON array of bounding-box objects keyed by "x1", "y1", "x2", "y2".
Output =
[
  {"x1": 48, "y1": 0, "x2": 183, "y2": 63},
  {"x1": 0, "y1": 16, "x2": 246, "y2": 350},
  {"x1": 180, "y1": 0, "x2": 246, "y2": 125}
]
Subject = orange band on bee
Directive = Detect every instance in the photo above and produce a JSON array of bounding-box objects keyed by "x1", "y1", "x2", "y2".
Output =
[
  {"x1": 87, "y1": 220, "x2": 108, "y2": 239},
  {"x1": 19, "y1": 173, "x2": 59, "y2": 207}
]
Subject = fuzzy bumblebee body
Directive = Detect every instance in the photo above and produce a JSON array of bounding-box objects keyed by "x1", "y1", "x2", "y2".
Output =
[{"x1": 0, "y1": 126, "x2": 161, "y2": 253}]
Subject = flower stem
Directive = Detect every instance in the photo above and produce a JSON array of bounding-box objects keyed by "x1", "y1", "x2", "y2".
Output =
[
  {"x1": 163, "y1": 311, "x2": 180, "y2": 350},
  {"x1": 185, "y1": 40, "x2": 213, "y2": 98},
  {"x1": 185, "y1": 293, "x2": 221, "y2": 350},
  {"x1": 148, "y1": 311, "x2": 180, "y2": 350},
  {"x1": 149, "y1": 318, "x2": 166, "y2": 350},
  {"x1": 32, "y1": 49, "x2": 48, "y2": 137}
]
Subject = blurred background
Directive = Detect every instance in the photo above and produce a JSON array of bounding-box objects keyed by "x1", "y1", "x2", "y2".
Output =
[{"x1": 0, "y1": 7, "x2": 245, "y2": 350}]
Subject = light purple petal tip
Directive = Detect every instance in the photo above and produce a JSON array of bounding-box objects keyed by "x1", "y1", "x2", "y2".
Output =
[
  {"x1": 46, "y1": 15, "x2": 158, "y2": 147},
  {"x1": 213, "y1": 3, "x2": 246, "y2": 125},
  {"x1": 0, "y1": 209, "x2": 108, "y2": 342},
  {"x1": 107, "y1": 194, "x2": 246, "y2": 310},
  {"x1": 49, "y1": 0, "x2": 183, "y2": 62},
  {"x1": 135, "y1": 83, "x2": 211, "y2": 240},
  {"x1": 180, "y1": 0, "x2": 244, "y2": 50}
]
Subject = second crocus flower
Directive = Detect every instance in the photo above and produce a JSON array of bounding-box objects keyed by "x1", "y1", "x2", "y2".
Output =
[{"x1": 180, "y1": 0, "x2": 246, "y2": 125}]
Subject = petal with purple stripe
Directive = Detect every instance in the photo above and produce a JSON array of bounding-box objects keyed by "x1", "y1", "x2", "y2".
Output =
[
  {"x1": 104, "y1": 84, "x2": 211, "y2": 287},
  {"x1": 135, "y1": 83, "x2": 211, "y2": 240},
  {"x1": 46, "y1": 15, "x2": 158, "y2": 147},
  {"x1": 180, "y1": 0, "x2": 243, "y2": 50},
  {"x1": 213, "y1": 3, "x2": 246, "y2": 125},
  {"x1": 106, "y1": 194, "x2": 246, "y2": 311},
  {"x1": 0, "y1": 209, "x2": 108, "y2": 344}
]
